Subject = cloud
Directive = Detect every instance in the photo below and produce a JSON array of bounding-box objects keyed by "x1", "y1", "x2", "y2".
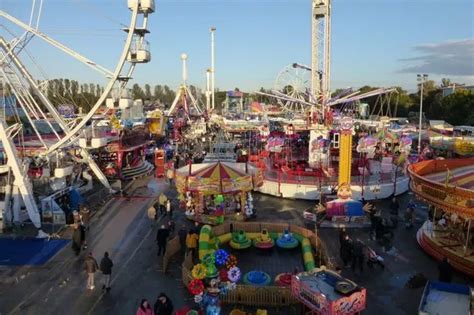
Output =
[{"x1": 399, "y1": 39, "x2": 474, "y2": 76}]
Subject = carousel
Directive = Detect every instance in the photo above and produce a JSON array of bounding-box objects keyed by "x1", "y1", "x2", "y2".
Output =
[
  {"x1": 175, "y1": 161, "x2": 264, "y2": 225},
  {"x1": 408, "y1": 158, "x2": 474, "y2": 276}
]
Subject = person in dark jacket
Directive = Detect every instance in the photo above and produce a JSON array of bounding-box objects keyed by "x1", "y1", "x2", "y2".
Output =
[
  {"x1": 389, "y1": 197, "x2": 399, "y2": 216},
  {"x1": 84, "y1": 252, "x2": 99, "y2": 290},
  {"x1": 438, "y1": 257, "x2": 453, "y2": 283},
  {"x1": 338, "y1": 227, "x2": 347, "y2": 255},
  {"x1": 340, "y1": 235, "x2": 353, "y2": 268},
  {"x1": 178, "y1": 225, "x2": 188, "y2": 255},
  {"x1": 100, "y1": 252, "x2": 114, "y2": 292},
  {"x1": 154, "y1": 292, "x2": 173, "y2": 315},
  {"x1": 156, "y1": 225, "x2": 170, "y2": 256},
  {"x1": 72, "y1": 223, "x2": 82, "y2": 256},
  {"x1": 351, "y1": 239, "x2": 364, "y2": 272},
  {"x1": 80, "y1": 222, "x2": 87, "y2": 250}
]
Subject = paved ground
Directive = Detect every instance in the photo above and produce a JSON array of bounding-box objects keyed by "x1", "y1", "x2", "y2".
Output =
[{"x1": 0, "y1": 177, "x2": 473, "y2": 315}]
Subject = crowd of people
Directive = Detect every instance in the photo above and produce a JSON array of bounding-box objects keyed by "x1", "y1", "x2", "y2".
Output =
[
  {"x1": 136, "y1": 294, "x2": 173, "y2": 315},
  {"x1": 338, "y1": 196, "x2": 419, "y2": 272}
]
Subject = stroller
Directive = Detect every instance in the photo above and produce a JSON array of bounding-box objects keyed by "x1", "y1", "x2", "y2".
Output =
[{"x1": 366, "y1": 246, "x2": 385, "y2": 269}]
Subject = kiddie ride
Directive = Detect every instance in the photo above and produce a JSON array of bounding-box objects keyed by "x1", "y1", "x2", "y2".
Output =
[{"x1": 292, "y1": 267, "x2": 367, "y2": 315}]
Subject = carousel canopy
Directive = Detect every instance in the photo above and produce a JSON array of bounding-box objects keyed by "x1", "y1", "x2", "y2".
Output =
[
  {"x1": 191, "y1": 161, "x2": 247, "y2": 179},
  {"x1": 175, "y1": 161, "x2": 263, "y2": 195}
]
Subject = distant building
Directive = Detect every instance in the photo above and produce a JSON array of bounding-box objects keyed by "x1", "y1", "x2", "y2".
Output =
[{"x1": 441, "y1": 84, "x2": 474, "y2": 97}]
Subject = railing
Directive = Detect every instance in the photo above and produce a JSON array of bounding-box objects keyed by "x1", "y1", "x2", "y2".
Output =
[
  {"x1": 408, "y1": 158, "x2": 474, "y2": 219},
  {"x1": 221, "y1": 285, "x2": 298, "y2": 306},
  {"x1": 260, "y1": 167, "x2": 405, "y2": 186},
  {"x1": 181, "y1": 222, "x2": 331, "y2": 307}
]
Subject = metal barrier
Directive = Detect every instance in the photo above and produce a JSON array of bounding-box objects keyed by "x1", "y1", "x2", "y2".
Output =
[{"x1": 221, "y1": 284, "x2": 298, "y2": 306}]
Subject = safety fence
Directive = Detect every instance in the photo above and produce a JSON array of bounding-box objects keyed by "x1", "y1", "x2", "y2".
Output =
[{"x1": 181, "y1": 222, "x2": 331, "y2": 306}]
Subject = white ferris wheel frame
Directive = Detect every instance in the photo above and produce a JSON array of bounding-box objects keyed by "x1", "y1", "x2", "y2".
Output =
[
  {"x1": 274, "y1": 63, "x2": 312, "y2": 113},
  {"x1": 0, "y1": 1, "x2": 154, "y2": 232}
]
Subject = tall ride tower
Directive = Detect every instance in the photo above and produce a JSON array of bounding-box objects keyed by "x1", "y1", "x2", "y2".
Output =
[{"x1": 311, "y1": 0, "x2": 331, "y2": 109}]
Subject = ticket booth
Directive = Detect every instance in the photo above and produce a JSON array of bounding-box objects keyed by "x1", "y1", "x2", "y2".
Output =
[{"x1": 154, "y1": 149, "x2": 165, "y2": 177}]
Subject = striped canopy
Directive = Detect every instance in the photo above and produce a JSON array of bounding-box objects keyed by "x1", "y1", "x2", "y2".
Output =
[{"x1": 191, "y1": 162, "x2": 247, "y2": 180}]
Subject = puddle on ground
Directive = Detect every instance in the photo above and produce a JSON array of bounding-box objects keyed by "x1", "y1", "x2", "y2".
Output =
[{"x1": 388, "y1": 272, "x2": 411, "y2": 289}]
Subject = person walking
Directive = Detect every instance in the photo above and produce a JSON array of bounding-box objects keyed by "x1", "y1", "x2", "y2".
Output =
[
  {"x1": 72, "y1": 223, "x2": 82, "y2": 256},
  {"x1": 79, "y1": 221, "x2": 87, "y2": 250},
  {"x1": 100, "y1": 252, "x2": 114, "y2": 292},
  {"x1": 166, "y1": 199, "x2": 172, "y2": 218},
  {"x1": 404, "y1": 204, "x2": 415, "y2": 229},
  {"x1": 137, "y1": 299, "x2": 153, "y2": 315},
  {"x1": 338, "y1": 227, "x2": 347, "y2": 255},
  {"x1": 178, "y1": 225, "x2": 187, "y2": 254},
  {"x1": 340, "y1": 235, "x2": 353, "y2": 268},
  {"x1": 351, "y1": 239, "x2": 364, "y2": 273},
  {"x1": 154, "y1": 293, "x2": 174, "y2": 315},
  {"x1": 84, "y1": 252, "x2": 99, "y2": 290},
  {"x1": 389, "y1": 197, "x2": 399, "y2": 216},
  {"x1": 79, "y1": 205, "x2": 91, "y2": 231},
  {"x1": 185, "y1": 231, "x2": 199, "y2": 260},
  {"x1": 192, "y1": 221, "x2": 201, "y2": 235},
  {"x1": 156, "y1": 225, "x2": 170, "y2": 256},
  {"x1": 147, "y1": 204, "x2": 157, "y2": 226},
  {"x1": 167, "y1": 220, "x2": 175, "y2": 234},
  {"x1": 438, "y1": 257, "x2": 453, "y2": 283},
  {"x1": 158, "y1": 193, "x2": 167, "y2": 216}
]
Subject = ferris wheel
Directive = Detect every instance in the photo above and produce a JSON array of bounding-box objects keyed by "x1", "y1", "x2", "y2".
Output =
[
  {"x1": 0, "y1": 0, "x2": 154, "y2": 234},
  {"x1": 274, "y1": 63, "x2": 313, "y2": 113}
]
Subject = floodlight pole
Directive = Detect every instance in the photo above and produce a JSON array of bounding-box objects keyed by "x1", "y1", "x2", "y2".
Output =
[
  {"x1": 417, "y1": 74, "x2": 428, "y2": 155},
  {"x1": 210, "y1": 27, "x2": 216, "y2": 110}
]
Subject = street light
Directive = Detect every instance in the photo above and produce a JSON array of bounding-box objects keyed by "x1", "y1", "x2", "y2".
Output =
[
  {"x1": 417, "y1": 74, "x2": 428, "y2": 155},
  {"x1": 210, "y1": 27, "x2": 216, "y2": 110}
]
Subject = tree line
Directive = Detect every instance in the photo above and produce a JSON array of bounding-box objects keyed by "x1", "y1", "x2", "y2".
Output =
[
  {"x1": 43, "y1": 80, "x2": 182, "y2": 111},
  {"x1": 332, "y1": 78, "x2": 474, "y2": 126},
  {"x1": 2, "y1": 78, "x2": 472, "y2": 125}
]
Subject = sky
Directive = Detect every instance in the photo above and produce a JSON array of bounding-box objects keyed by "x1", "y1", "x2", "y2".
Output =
[{"x1": 1, "y1": 0, "x2": 473, "y2": 93}]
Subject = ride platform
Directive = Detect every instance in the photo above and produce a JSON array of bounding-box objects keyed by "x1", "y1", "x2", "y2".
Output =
[{"x1": 416, "y1": 221, "x2": 474, "y2": 277}]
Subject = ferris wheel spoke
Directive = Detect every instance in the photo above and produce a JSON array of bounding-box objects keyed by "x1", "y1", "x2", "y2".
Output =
[{"x1": 0, "y1": 10, "x2": 114, "y2": 78}]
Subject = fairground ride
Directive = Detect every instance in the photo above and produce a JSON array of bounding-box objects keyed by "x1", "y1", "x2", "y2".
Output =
[{"x1": 0, "y1": 0, "x2": 154, "y2": 236}]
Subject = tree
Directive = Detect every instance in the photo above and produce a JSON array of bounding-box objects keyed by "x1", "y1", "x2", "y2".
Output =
[
  {"x1": 392, "y1": 87, "x2": 413, "y2": 117},
  {"x1": 131, "y1": 83, "x2": 145, "y2": 100},
  {"x1": 47, "y1": 80, "x2": 55, "y2": 100},
  {"x1": 439, "y1": 90, "x2": 474, "y2": 125},
  {"x1": 64, "y1": 79, "x2": 71, "y2": 96},
  {"x1": 71, "y1": 80, "x2": 79, "y2": 97},
  {"x1": 418, "y1": 80, "x2": 437, "y2": 98},
  {"x1": 162, "y1": 85, "x2": 176, "y2": 107},
  {"x1": 255, "y1": 87, "x2": 271, "y2": 104},
  {"x1": 441, "y1": 78, "x2": 451, "y2": 88},
  {"x1": 57, "y1": 78, "x2": 65, "y2": 98},
  {"x1": 89, "y1": 83, "x2": 95, "y2": 97},
  {"x1": 144, "y1": 83, "x2": 152, "y2": 100},
  {"x1": 153, "y1": 85, "x2": 164, "y2": 102},
  {"x1": 81, "y1": 83, "x2": 88, "y2": 94},
  {"x1": 96, "y1": 84, "x2": 101, "y2": 98}
]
